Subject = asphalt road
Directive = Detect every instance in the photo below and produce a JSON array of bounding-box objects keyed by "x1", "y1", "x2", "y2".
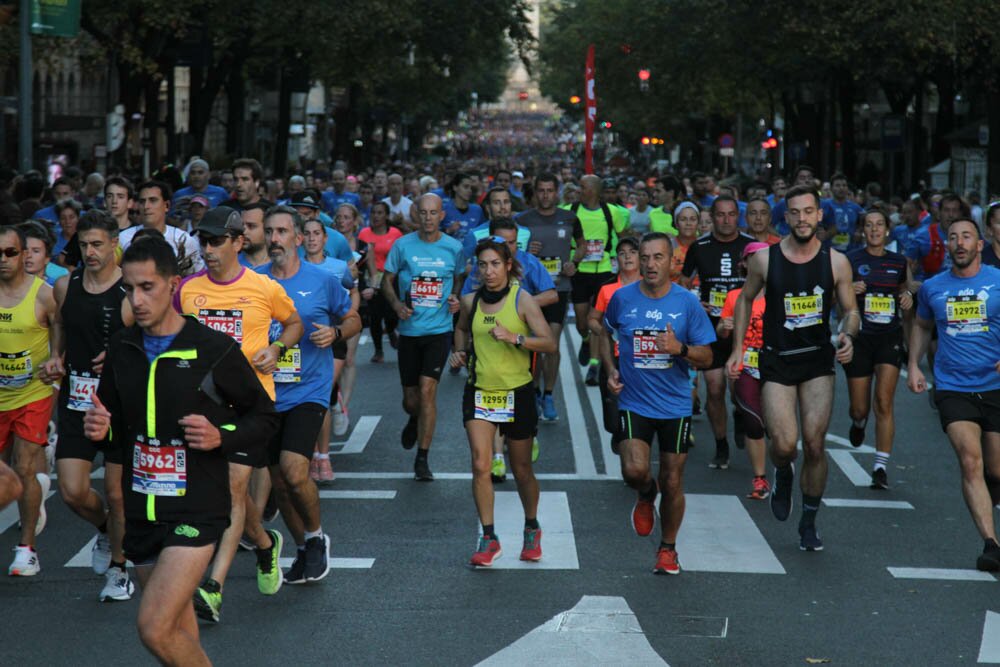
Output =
[{"x1": 2, "y1": 327, "x2": 998, "y2": 666}]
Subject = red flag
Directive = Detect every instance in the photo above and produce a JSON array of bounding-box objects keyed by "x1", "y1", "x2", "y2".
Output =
[{"x1": 584, "y1": 44, "x2": 596, "y2": 175}]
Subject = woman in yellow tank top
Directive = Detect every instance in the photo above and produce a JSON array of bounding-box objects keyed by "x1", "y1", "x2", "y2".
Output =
[{"x1": 450, "y1": 236, "x2": 556, "y2": 568}]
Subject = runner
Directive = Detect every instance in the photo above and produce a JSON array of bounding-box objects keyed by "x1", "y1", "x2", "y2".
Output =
[
  {"x1": 681, "y1": 195, "x2": 753, "y2": 469},
  {"x1": 21, "y1": 221, "x2": 69, "y2": 286},
  {"x1": 668, "y1": 202, "x2": 700, "y2": 283},
  {"x1": 821, "y1": 173, "x2": 865, "y2": 253},
  {"x1": 176, "y1": 206, "x2": 303, "y2": 622},
  {"x1": 1, "y1": 224, "x2": 59, "y2": 576},
  {"x1": 599, "y1": 232, "x2": 715, "y2": 574},
  {"x1": 450, "y1": 236, "x2": 556, "y2": 566},
  {"x1": 83, "y1": 236, "x2": 277, "y2": 665},
  {"x1": 358, "y1": 201, "x2": 403, "y2": 362},
  {"x1": 441, "y1": 173, "x2": 485, "y2": 241},
  {"x1": 332, "y1": 203, "x2": 368, "y2": 436},
  {"x1": 119, "y1": 180, "x2": 204, "y2": 276},
  {"x1": 238, "y1": 202, "x2": 271, "y2": 268},
  {"x1": 42, "y1": 210, "x2": 136, "y2": 600},
  {"x1": 256, "y1": 206, "x2": 361, "y2": 583},
  {"x1": 907, "y1": 218, "x2": 1000, "y2": 571},
  {"x1": 383, "y1": 194, "x2": 464, "y2": 481},
  {"x1": 719, "y1": 242, "x2": 772, "y2": 500},
  {"x1": 981, "y1": 202, "x2": 1000, "y2": 269},
  {"x1": 727, "y1": 185, "x2": 860, "y2": 551},
  {"x1": 745, "y1": 197, "x2": 781, "y2": 245},
  {"x1": 843, "y1": 209, "x2": 915, "y2": 489}
]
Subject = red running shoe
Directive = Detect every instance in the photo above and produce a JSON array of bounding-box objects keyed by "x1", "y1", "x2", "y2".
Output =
[
  {"x1": 653, "y1": 547, "x2": 680, "y2": 575},
  {"x1": 470, "y1": 536, "x2": 502, "y2": 567},
  {"x1": 520, "y1": 528, "x2": 542, "y2": 562},
  {"x1": 630, "y1": 496, "x2": 656, "y2": 537}
]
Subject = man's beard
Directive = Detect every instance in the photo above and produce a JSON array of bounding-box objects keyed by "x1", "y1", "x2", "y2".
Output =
[{"x1": 791, "y1": 227, "x2": 816, "y2": 244}]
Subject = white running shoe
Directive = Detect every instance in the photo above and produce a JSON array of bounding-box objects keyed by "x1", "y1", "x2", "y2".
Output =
[
  {"x1": 9, "y1": 545, "x2": 40, "y2": 576},
  {"x1": 92, "y1": 533, "x2": 112, "y2": 575},
  {"x1": 35, "y1": 473, "x2": 50, "y2": 536},
  {"x1": 99, "y1": 567, "x2": 135, "y2": 602},
  {"x1": 332, "y1": 402, "x2": 349, "y2": 437}
]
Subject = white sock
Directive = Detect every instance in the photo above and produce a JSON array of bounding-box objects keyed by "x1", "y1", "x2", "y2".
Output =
[
  {"x1": 874, "y1": 452, "x2": 889, "y2": 471},
  {"x1": 304, "y1": 528, "x2": 323, "y2": 541},
  {"x1": 315, "y1": 453, "x2": 330, "y2": 460}
]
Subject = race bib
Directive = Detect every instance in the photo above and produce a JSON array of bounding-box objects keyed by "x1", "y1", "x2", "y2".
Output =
[
  {"x1": 708, "y1": 288, "x2": 728, "y2": 317},
  {"x1": 863, "y1": 293, "x2": 895, "y2": 325},
  {"x1": 742, "y1": 347, "x2": 760, "y2": 380},
  {"x1": 274, "y1": 346, "x2": 302, "y2": 383},
  {"x1": 583, "y1": 239, "x2": 605, "y2": 263},
  {"x1": 132, "y1": 436, "x2": 187, "y2": 497},
  {"x1": 0, "y1": 350, "x2": 32, "y2": 389},
  {"x1": 473, "y1": 389, "x2": 515, "y2": 423},
  {"x1": 783, "y1": 293, "x2": 823, "y2": 329},
  {"x1": 946, "y1": 296, "x2": 988, "y2": 333},
  {"x1": 541, "y1": 257, "x2": 562, "y2": 278},
  {"x1": 198, "y1": 309, "x2": 244, "y2": 344},
  {"x1": 410, "y1": 276, "x2": 444, "y2": 308},
  {"x1": 633, "y1": 329, "x2": 672, "y2": 369},
  {"x1": 67, "y1": 371, "x2": 100, "y2": 411}
]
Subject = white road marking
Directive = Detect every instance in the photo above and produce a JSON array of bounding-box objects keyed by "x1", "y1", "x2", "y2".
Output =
[
  {"x1": 358, "y1": 334, "x2": 370, "y2": 346},
  {"x1": 825, "y1": 434, "x2": 875, "y2": 453},
  {"x1": 822, "y1": 498, "x2": 914, "y2": 509},
  {"x1": 828, "y1": 449, "x2": 873, "y2": 486},
  {"x1": 329, "y1": 416, "x2": 381, "y2": 455},
  {"x1": 887, "y1": 567, "x2": 996, "y2": 582},
  {"x1": 318, "y1": 490, "x2": 396, "y2": 500},
  {"x1": 558, "y1": 332, "x2": 598, "y2": 477},
  {"x1": 484, "y1": 491, "x2": 579, "y2": 570},
  {"x1": 330, "y1": 472, "x2": 610, "y2": 481},
  {"x1": 475, "y1": 595, "x2": 668, "y2": 666},
  {"x1": 979, "y1": 611, "x2": 1000, "y2": 663},
  {"x1": 278, "y1": 556, "x2": 374, "y2": 569},
  {"x1": 679, "y1": 494, "x2": 785, "y2": 574},
  {"x1": 566, "y1": 327, "x2": 620, "y2": 479}
]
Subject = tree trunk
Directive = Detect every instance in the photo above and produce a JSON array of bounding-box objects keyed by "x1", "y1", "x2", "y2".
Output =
[
  {"x1": 931, "y1": 76, "x2": 955, "y2": 165},
  {"x1": 273, "y1": 67, "x2": 292, "y2": 177},
  {"x1": 144, "y1": 76, "x2": 161, "y2": 169},
  {"x1": 226, "y1": 70, "x2": 246, "y2": 156},
  {"x1": 989, "y1": 90, "x2": 1000, "y2": 197},
  {"x1": 838, "y1": 75, "x2": 856, "y2": 179}
]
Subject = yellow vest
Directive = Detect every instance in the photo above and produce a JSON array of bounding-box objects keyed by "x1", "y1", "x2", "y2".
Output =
[
  {"x1": 470, "y1": 284, "x2": 532, "y2": 390},
  {"x1": 0, "y1": 276, "x2": 52, "y2": 409}
]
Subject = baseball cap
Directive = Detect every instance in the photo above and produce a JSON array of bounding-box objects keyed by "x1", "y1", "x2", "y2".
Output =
[
  {"x1": 290, "y1": 192, "x2": 321, "y2": 210},
  {"x1": 742, "y1": 241, "x2": 770, "y2": 258},
  {"x1": 197, "y1": 206, "x2": 243, "y2": 237},
  {"x1": 512, "y1": 170, "x2": 524, "y2": 179},
  {"x1": 189, "y1": 194, "x2": 210, "y2": 208}
]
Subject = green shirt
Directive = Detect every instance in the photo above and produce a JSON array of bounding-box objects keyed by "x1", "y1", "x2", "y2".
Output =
[
  {"x1": 649, "y1": 208, "x2": 678, "y2": 236},
  {"x1": 570, "y1": 204, "x2": 631, "y2": 273}
]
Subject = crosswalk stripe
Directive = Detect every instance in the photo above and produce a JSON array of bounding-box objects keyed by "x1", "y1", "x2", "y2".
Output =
[
  {"x1": 822, "y1": 498, "x2": 913, "y2": 509},
  {"x1": 278, "y1": 557, "x2": 374, "y2": 569},
  {"x1": 828, "y1": 450, "x2": 872, "y2": 486},
  {"x1": 887, "y1": 567, "x2": 995, "y2": 582},
  {"x1": 317, "y1": 490, "x2": 396, "y2": 500},
  {"x1": 558, "y1": 332, "x2": 598, "y2": 477},
  {"x1": 329, "y1": 416, "x2": 381, "y2": 455},
  {"x1": 979, "y1": 611, "x2": 1000, "y2": 663},
  {"x1": 678, "y1": 494, "x2": 785, "y2": 574},
  {"x1": 565, "y1": 327, "x2": 620, "y2": 479},
  {"x1": 485, "y1": 491, "x2": 579, "y2": 570}
]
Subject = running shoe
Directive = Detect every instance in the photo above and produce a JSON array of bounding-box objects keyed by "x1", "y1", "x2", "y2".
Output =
[
  {"x1": 371, "y1": 351, "x2": 384, "y2": 363},
  {"x1": 388, "y1": 331, "x2": 399, "y2": 349},
  {"x1": 709, "y1": 453, "x2": 729, "y2": 470},
  {"x1": 99, "y1": 567, "x2": 135, "y2": 602},
  {"x1": 194, "y1": 581, "x2": 221, "y2": 623},
  {"x1": 491, "y1": 456, "x2": 507, "y2": 484},
  {"x1": 262, "y1": 492, "x2": 280, "y2": 522},
  {"x1": 977, "y1": 541, "x2": 1000, "y2": 572},
  {"x1": 747, "y1": 476, "x2": 771, "y2": 500},
  {"x1": 585, "y1": 362, "x2": 599, "y2": 386},
  {"x1": 332, "y1": 401, "x2": 349, "y2": 437},
  {"x1": 284, "y1": 548, "x2": 308, "y2": 584},
  {"x1": 414, "y1": 457, "x2": 434, "y2": 481},
  {"x1": 542, "y1": 394, "x2": 558, "y2": 421},
  {"x1": 92, "y1": 532, "x2": 112, "y2": 575},
  {"x1": 577, "y1": 336, "x2": 590, "y2": 366},
  {"x1": 532, "y1": 437, "x2": 540, "y2": 463},
  {"x1": 256, "y1": 529, "x2": 283, "y2": 595},
  {"x1": 318, "y1": 457, "x2": 335, "y2": 482},
  {"x1": 8, "y1": 545, "x2": 39, "y2": 577},
  {"x1": 770, "y1": 463, "x2": 795, "y2": 521},
  {"x1": 520, "y1": 528, "x2": 542, "y2": 562},
  {"x1": 798, "y1": 524, "x2": 824, "y2": 551},
  {"x1": 309, "y1": 456, "x2": 321, "y2": 482},
  {"x1": 304, "y1": 534, "x2": 331, "y2": 582},
  {"x1": 35, "y1": 473, "x2": 50, "y2": 536},
  {"x1": 653, "y1": 547, "x2": 680, "y2": 575},
  {"x1": 401, "y1": 416, "x2": 418, "y2": 450},
  {"x1": 849, "y1": 423, "x2": 865, "y2": 447},
  {"x1": 470, "y1": 536, "x2": 502, "y2": 567},
  {"x1": 870, "y1": 467, "x2": 889, "y2": 490},
  {"x1": 238, "y1": 536, "x2": 255, "y2": 551},
  {"x1": 630, "y1": 495, "x2": 656, "y2": 537}
]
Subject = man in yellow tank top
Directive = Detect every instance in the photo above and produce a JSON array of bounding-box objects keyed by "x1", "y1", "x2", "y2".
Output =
[{"x1": 0, "y1": 225, "x2": 60, "y2": 576}]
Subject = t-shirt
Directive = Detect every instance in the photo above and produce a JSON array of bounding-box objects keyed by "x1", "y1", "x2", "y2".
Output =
[
  {"x1": 462, "y1": 222, "x2": 531, "y2": 265},
  {"x1": 462, "y1": 250, "x2": 555, "y2": 296},
  {"x1": 384, "y1": 232, "x2": 464, "y2": 337},
  {"x1": 514, "y1": 208, "x2": 578, "y2": 292},
  {"x1": 42, "y1": 262, "x2": 69, "y2": 286},
  {"x1": 593, "y1": 276, "x2": 635, "y2": 357},
  {"x1": 321, "y1": 190, "x2": 360, "y2": 216},
  {"x1": 892, "y1": 223, "x2": 925, "y2": 274},
  {"x1": 176, "y1": 267, "x2": 297, "y2": 400},
  {"x1": 358, "y1": 226, "x2": 403, "y2": 273},
  {"x1": 306, "y1": 257, "x2": 355, "y2": 290},
  {"x1": 381, "y1": 196, "x2": 413, "y2": 220},
  {"x1": 720, "y1": 288, "x2": 766, "y2": 377},
  {"x1": 628, "y1": 206, "x2": 652, "y2": 234},
  {"x1": 119, "y1": 225, "x2": 205, "y2": 276},
  {"x1": 821, "y1": 198, "x2": 865, "y2": 252},
  {"x1": 603, "y1": 282, "x2": 716, "y2": 419},
  {"x1": 173, "y1": 185, "x2": 229, "y2": 208},
  {"x1": 571, "y1": 203, "x2": 630, "y2": 274},
  {"x1": 648, "y1": 208, "x2": 678, "y2": 236},
  {"x1": 681, "y1": 232, "x2": 754, "y2": 319},
  {"x1": 847, "y1": 248, "x2": 907, "y2": 334},
  {"x1": 908, "y1": 222, "x2": 950, "y2": 278},
  {"x1": 917, "y1": 265, "x2": 1000, "y2": 392},
  {"x1": 142, "y1": 332, "x2": 178, "y2": 363},
  {"x1": 255, "y1": 262, "x2": 351, "y2": 411},
  {"x1": 441, "y1": 200, "x2": 485, "y2": 241}
]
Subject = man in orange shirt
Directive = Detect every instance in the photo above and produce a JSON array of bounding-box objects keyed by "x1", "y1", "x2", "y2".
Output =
[{"x1": 175, "y1": 206, "x2": 303, "y2": 622}]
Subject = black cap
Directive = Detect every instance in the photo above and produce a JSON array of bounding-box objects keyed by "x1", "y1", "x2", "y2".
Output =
[
  {"x1": 197, "y1": 206, "x2": 243, "y2": 236},
  {"x1": 290, "y1": 192, "x2": 321, "y2": 210}
]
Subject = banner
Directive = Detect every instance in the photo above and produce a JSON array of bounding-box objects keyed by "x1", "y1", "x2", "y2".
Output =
[
  {"x1": 31, "y1": 0, "x2": 81, "y2": 38},
  {"x1": 584, "y1": 44, "x2": 596, "y2": 175}
]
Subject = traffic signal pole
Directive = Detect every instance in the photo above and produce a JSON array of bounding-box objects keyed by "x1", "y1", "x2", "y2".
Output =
[{"x1": 18, "y1": 0, "x2": 32, "y2": 172}]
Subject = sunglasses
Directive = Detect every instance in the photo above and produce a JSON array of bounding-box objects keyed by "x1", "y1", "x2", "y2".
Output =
[
  {"x1": 198, "y1": 235, "x2": 234, "y2": 247},
  {"x1": 0, "y1": 247, "x2": 20, "y2": 257}
]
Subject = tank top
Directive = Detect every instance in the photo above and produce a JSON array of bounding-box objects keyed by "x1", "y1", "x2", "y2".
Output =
[
  {"x1": 0, "y1": 276, "x2": 52, "y2": 410},
  {"x1": 763, "y1": 243, "x2": 834, "y2": 355},
  {"x1": 469, "y1": 284, "x2": 532, "y2": 391},
  {"x1": 59, "y1": 270, "x2": 127, "y2": 419}
]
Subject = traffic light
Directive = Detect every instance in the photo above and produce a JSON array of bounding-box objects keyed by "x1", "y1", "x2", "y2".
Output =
[
  {"x1": 641, "y1": 136, "x2": 651, "y2": 145},
  {"x1": 638, "y1": 69, "x2": 650, "y2": 81},
  {"x1": 569, "y1": 95, "x2": 581, "y2": 105},
  {"x1": 600, "y1": 121, "x2": 612, "y2": 129},
  {"x1": 761, "y1": 137, "x2": 778, "y2": 150}
]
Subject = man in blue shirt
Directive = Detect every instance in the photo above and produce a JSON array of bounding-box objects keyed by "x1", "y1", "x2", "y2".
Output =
[
  {"x1": 462, "y1": 219, "x2": 555, "y2": 305},
  {"x1": 173, "y1": 159, "x2": 229, "y2": 208},
  {"x1": 820, "y1": 173, "x2": 865, "y2": 252},
  {"x1": 256, "y1": 206, "x2": 361, "y2": 584},
  {"x1": 321, "y1": 169, "x2": 360, "y2": 216},
  {"x1": 893, "y1": 198, "x2": 928, "y2": 278},
  {"x1": 463, "y1": 188, "x2": 531, "y2": 263},
  {"x1": 383, "y1": 194, "x2": 465, "y2": 481},
  {"x1": 908, "y1": 218, "x2": 1000, "y2": 573},
  {"x1": 600, "y1": 232, "x2": 715, "y2": 575}
]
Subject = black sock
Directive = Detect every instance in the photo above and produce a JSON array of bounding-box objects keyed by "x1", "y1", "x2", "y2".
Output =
[
  {"x1": 660, "y1": 542, "x2": 675, "y2": 550},
  {"x1": 97, "y1": 520, "x2": 108, "y2": 534},
  {"x1": 543, "y1": 390, "x2": 553, "y2": 397},
  {"x1": 800, "y1": 494, "x2": 822, "y2": 528},
  {"x1": 416, "y1": 449, "x2": 428, "y2": 462},
  {"x1": 986, "y1": 539, "x2": 1000, "y2": 551},
  {"x1": 111, "y1": 559, "x2": 126, "y2": 571},
  {"x1": 525, "y1": 518, "x2": 539, "y2": 530},
  {"x1": 482, "y1": 524, "x2": 496, "y2": 539},
  {"x1": 202, "y1": 578, "x2": 221, "y2": 593},
  {"x1": 639, "y1": 479, "x2": 658, "y2": 502},
  {"x1": 715, "y1": 438, "x2": 729, "y2": 453}
]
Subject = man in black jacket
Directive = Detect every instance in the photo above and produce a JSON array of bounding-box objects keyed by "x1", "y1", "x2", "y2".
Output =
[{"x1": 85, "y1": 236, "x2": 277, "y2": 666}]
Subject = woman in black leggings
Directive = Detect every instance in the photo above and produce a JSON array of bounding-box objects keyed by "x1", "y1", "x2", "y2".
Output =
[{"x1": 359, "y1": 201, "x2": 404, "y2": 362}]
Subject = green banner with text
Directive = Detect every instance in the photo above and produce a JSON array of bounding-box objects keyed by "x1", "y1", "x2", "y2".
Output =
[{"x1": 31, "y1": 0, "x2": 81, "y2": 38}]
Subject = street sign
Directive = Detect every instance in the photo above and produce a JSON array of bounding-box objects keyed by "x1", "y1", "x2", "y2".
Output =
[
  {"x1": 108, "y1": 105, "x2": 125, "y2": 152},
  {"x1": 718, "y1": 133, "x2": 735, "y2": 148},
  {"x1": 31, "y1": 0, "x2": 81, "y2": 37},
  {"x1": 719, "y1": 147, "x2": 735, "y2": 157}
]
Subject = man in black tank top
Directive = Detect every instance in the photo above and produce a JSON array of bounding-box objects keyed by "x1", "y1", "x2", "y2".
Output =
[
  {"x1": 41, "y1": 210, "x2": 136, "y2": 601},
  {"x1": 725, "y1": 186, "x2": 860, "y2": 553}
]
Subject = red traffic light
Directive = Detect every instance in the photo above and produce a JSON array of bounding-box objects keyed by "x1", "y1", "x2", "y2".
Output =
[
  {"x1": 518, "y1": 91, "x2": 529, "y2": 101},
  {"x1": 638, "y1": 69, "x2": 651, "y2": 81},
  {"x1": 761, "y1": 137, "x2": 778, "y2": 149},
  {"x1": 641, "y1": 136, "x2": 651, "y2": 145}
]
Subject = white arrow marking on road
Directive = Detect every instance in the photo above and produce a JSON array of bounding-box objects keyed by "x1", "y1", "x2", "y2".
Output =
[
  {"x1": 566, "y1": 327, "x2": 620, "y2": 479},
  {"x1": 558, "y1": 331, "x2": 598, "y2": 477},
  {"x1": 822, "y1": 498, "x2": 914, "y2": 509},
  {"x1": 475, "y1": 595, "x2": 668, "y2": 666},
  {"x1": 887, "y1": 567, "x2": 996, "y2": 582},
  {"x1": 828, "y1": 449, "x2": 873, "y2": 486},
  {"x1": 483, "y1": 491, "x2": 579, "y2": 570},
  {"x1": 329, "y1": 416, "x2": 381, "y2": 455},
  {"x1": 979, "y1": 611, "x2": 1000, "y2": 663},
  {"x1": 318, "y1": 490, "x2": 396, "y2": 500},
  {"x1": 679, "y1": 494, "x2": 785, "y2": 574}
]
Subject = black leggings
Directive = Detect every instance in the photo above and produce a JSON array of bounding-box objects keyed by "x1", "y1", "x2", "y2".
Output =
[{"x1": 368, "y1": 291, "x2": 398, "y2": 352}]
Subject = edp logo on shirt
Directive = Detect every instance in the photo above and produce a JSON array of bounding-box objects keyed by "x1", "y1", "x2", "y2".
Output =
[{"x1": 644, "y1": 309, "x2": 662, "y2": 322}]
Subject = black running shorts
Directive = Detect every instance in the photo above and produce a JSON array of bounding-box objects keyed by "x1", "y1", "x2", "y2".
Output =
[
  {"x1": 618, "y1": 410, "x2": 691, "y2": 454},
  {"x1": 571, "y1": 272, "x2": 613, "y2": 305},
  {"x1": 541, "y1": 291, "x2": 570, "y2": 325},
  {"x1": 124, "y1": 518, "x2": 228, "y2": 567},
  {"x1": 268, "y1": 402, "x2": 327, "y2": 466},
  {"x1": 462, "y1": 383, "x2": 538, "y2": 441},
  {"x1": 842, "y1": 329, "x2": 905, "y2": 378},
  {"x1": 759, "y1": 345, "x2": 835, "y2": 387},
  {"x1": 55, "y1": 434, "x2": 124, "y2": 465},
  {"x1": 935, "y1": 389, "x2": 1000, "y2": 434},
  {"x1": 397, "y1": 333, "x2": 451, "y2": 385}
]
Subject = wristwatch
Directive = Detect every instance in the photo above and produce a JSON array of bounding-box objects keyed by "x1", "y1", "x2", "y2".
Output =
[
  {"x1": 334, "y1": 327, "x2": 343, "y2": 342},
  {"x1": 273, "y1": 340, "x2": 287, "y2": 352},
  {"x1": 515, "y1": 334, "x2": 526, "y2": 348},
  {"x1": 678, "y1": 343, "x2": 689, "y2": 358}
]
